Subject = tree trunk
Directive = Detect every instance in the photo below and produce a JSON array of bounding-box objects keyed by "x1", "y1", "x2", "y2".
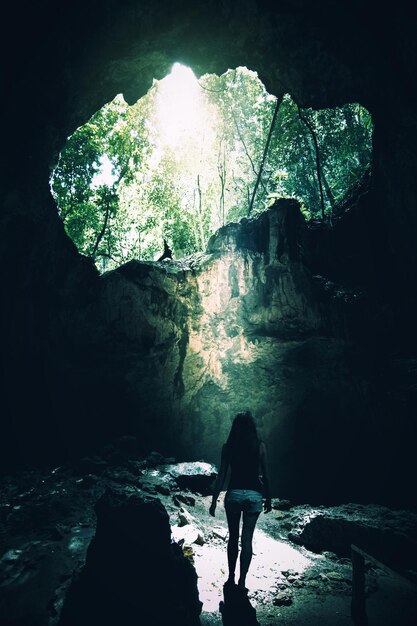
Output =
[
  {"x1": 91, "y1": 194, "x2": 111, "y2": 260},
  {"x1": 91, "y1": 165, "x2": 128, "y2": 260},
  {"x1": 232, "y1": 111, "x2": 257, "y2": 178},
  {"x1": 196, "y1": 174, "x2": 206, "y2": 250},
  {"x1": 218, "y1": 143, "x2": 227, "y2": 226},
  {"x1": 248, "y1": 97, "x2": 281, "y2": 214},
  {"x1": 232, "y1": 111, "x2": 268, "y2": 197},
  {"x1": 297, "y1": 105, "x2": 326, "y2": 221},
  {"x1": 321, "y1": 171, "x2": 336, "y2": 223}
]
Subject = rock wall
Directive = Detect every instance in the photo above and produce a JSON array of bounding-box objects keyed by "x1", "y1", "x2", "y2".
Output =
[{"x1": 59, "y1": 200, "x2": 378, "y2": 504}]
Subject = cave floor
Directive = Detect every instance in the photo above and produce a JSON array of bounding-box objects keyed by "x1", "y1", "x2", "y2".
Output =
[
  {"x1": 191, "y1": 496, "x2": 417, "y2": 626},
  {"x1": 0, "y1": 453, "x2": 416, "y2": 626}
]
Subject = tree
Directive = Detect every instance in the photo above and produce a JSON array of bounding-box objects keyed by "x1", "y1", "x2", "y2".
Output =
[
  {"x1": 265, "y1": 94, "x2": 372, "y2": 220},
  {"x1": 51, "y1": 66, "x2": 373, "y2": 272}
]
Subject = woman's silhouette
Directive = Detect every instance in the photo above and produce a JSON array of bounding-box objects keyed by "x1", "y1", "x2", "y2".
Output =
[{"x1": 209, "y1": 411, "x2": 272, "y2": 592}]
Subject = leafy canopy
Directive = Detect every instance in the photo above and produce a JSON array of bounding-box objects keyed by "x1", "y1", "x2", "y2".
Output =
[{"x1": 51, "y1": 64, "x2": 373, "y2": 272}]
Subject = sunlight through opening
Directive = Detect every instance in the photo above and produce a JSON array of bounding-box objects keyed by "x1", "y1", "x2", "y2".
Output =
[
  {"x1": 91, "y1": 154, "x2": 118, "y2": 188},
  {"x1": 156, "y1": 63, "x2": 213, "y2": 148}
]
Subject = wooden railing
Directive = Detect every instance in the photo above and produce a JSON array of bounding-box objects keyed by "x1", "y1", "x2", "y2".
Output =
[{"x1": 351, "y1": 543, "x2": 417, "y2": 625}]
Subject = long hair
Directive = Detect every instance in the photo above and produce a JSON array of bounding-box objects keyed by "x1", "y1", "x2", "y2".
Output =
[{"x1": 226, "y1": 411, "x2": 259, "y2": 463}]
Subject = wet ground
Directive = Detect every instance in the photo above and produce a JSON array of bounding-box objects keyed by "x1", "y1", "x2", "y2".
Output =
[
  {"x1": 190, "y1": 496, "x2": 417, "y2": 625},
  {"x1": 1, "y1": 449, "x2": 416, "y2": 625}
]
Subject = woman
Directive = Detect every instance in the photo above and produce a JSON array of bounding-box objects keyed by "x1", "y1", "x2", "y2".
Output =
[{"x1": 209, "y1": 411, "x2": 272, "y2": 592}]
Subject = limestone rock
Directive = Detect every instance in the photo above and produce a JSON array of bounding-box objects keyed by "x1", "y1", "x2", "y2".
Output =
[
  {"x1": 58, "y1": 486, "x2": 202, "y2": 626},
  {"x1": 178, "y1": 506, "x2": 198, "y2": 527},
  {"x1": 90, "y1": 201, "x2": 345, "y2": 501},
  {"x1": 173, "y1": 494, "x2": 196, "y2": 507},
  {"x1": 287, "y1": 503, "x2": 417, "y2": 579},
  {"x1": 212, "y1": 526, "x2": 228, "y2": 541},
  {"x1": 273, "y1": 590, "x2": 293, "y2": 606},
  {"x1": 272, "y1": 498, "x2": 292, "y2": 511},
  {"x1": 171, "y1": 523, "x2": 205, "y2": 547},
  {"x1": 162, "y1": 462, "x2": 217, "y2": 495}
]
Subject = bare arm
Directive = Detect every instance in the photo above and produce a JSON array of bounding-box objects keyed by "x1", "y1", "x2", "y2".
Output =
[
  {"x1": 209, "y1": 444, "x2": 229, "y2": 516},
  {"x1": 260, "y1": 441, "x2": 272, "y2": 513}
]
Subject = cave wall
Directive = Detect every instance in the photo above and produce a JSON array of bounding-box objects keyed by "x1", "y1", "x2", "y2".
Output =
[
  {"x1": 1, "y1": 0, "x2": 416, "y2": 507},
  {"x1": 70, "y1": 200, "x2": 379, "y2": 503}
]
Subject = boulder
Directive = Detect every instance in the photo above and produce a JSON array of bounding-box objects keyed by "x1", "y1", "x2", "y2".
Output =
[
  {"x1": 288, "y1": 503, "x2": 417, "y2": 579},
  {"x1": 162, "y1": 462, "x2": 217, "y2": 495},
  {"x1": 171, "y1": 524, "x2": 205, "y2": 547},
  {"x1": 59, "y1": 486, "x2": 202, "y2": 626}
]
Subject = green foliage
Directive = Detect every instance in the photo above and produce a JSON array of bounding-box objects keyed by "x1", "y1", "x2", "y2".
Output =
[
  {"x1": 51, "y1": 66, "x2": 373, "y2": 272},
  {"x1": 266, "y1": 95, "x2": 372, "y2": 216}
]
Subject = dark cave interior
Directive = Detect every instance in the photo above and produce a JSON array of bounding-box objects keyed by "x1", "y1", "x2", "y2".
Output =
[{"x1": 1, "y1": 1, "x2": 417, "y2": 625}]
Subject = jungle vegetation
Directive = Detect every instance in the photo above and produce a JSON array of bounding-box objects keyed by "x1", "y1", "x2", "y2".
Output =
[{"x1": 51, "y1": 64, "x2": 373, "y2": 271}]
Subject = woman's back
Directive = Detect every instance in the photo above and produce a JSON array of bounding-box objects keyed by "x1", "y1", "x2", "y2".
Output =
[{"x1": 227, "y1": 440, "x2": 263, "y2": 493}]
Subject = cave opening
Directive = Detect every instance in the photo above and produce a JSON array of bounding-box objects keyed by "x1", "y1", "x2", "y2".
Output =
[{"x1": 50, "y1": 63, "x2": 373, "y2": 273}]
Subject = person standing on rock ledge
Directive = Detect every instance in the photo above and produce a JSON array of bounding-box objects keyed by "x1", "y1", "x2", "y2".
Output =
[
  {"x1": 209, "y1": 411, "x2": 272, "y2": 593},
  {"x1": 157, "y1": 238, "x2": 173, "y2": 261}
]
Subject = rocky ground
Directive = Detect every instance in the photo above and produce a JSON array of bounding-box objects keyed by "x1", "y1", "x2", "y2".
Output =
[{"x1": 1, "y1": 437, "x2": 416, "y2": 626}]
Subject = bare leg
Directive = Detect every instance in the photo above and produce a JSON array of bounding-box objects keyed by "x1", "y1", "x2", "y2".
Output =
[
  {"x1": 238, "y1": 511, "x2": 260, "y2": 589},
  {"x1": 225, "y1": 508, "x2": 241, "y2": 583}
]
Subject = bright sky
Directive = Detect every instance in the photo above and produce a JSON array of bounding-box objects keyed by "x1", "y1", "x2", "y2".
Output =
[
  {"x1": 156, "y1": 63, "x2": 207, "y2": 148},
  {"x1": 91, "y1": 62, "x2": 217, "y2": 188},
  {"x1": 91, "y1": 154, "x2": 117, "y2": 188}
]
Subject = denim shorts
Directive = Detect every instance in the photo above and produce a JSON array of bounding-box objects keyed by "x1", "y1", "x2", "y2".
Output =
[{"x1": 224, "y1": 489, "x2": 263, "y2": 514}]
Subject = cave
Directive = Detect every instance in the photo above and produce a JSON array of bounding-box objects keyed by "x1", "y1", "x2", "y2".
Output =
[{"x1": 1, "y1": 2, "x2": 417, "y2": 625}]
